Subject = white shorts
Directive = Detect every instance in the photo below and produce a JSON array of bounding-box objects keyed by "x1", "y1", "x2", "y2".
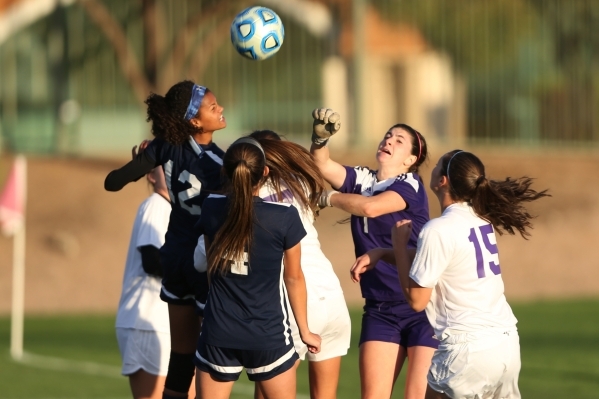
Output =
[
  {"x1": 116, "y1": 327, "x2": 171, "y2": 376},
  {"x1": 289, "y1": 293, "x2": 351, "y2": 362},
  {"x1": 428, "y1": 330, "x2": 521, "y2": 399}
]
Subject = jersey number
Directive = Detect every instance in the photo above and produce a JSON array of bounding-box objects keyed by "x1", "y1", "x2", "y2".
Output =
[
  {"x1": 468, "y1": 224, "x2": 501, "y2": 278},
  {"x1": 230, "y1": 252, "x2": 249, "y2": 275},
  {"x1": 164, "y1": 160, "x2": 202, "y2": 215}
]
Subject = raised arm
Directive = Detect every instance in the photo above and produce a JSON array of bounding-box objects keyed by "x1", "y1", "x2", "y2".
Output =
[
  {"x1": 283, "y1": 242, "x2": 321, "y2": 354},
  {"x1": 309, "y1": 108, "x2": 346, "y2": 189},
  {"x1": 104, "y1": 150, "x2": 157, "y2": 191}
]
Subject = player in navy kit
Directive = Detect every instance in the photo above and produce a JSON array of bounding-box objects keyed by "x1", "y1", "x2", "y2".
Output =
[
  {"x1": 352, "y1": 150, "x2": 549, "y2": 399},
  {"x1": 105, "y1": 80, "x2": 226, "y2": 399},
  {"x1": 310, "y1": 109, "x2": 437, "y2": 399},
  {"x1": 194, "y1": 137, "x2": 321, "y2": 399}
]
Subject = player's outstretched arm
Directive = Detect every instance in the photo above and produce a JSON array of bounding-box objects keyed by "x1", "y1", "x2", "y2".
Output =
[
  {"x1": 104, "y1": 149, "x2": 157, "y2": 191},
  {"x1": 309, "y1": 108, "x2": 347, "y2": 189},
  {"x1": 392, "y1": 221, "x2": 432, "y2": 312},
  {"x1": 283, "y1": 243, "x2": 321, "y2": 354}
]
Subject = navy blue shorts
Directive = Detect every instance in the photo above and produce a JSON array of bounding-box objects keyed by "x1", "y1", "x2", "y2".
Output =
[
  {"x1": 194, "y1": 339, "x2": 298, "y2": 382},
  {"x1": 359, "y1": 300, "x2": 439, "y2": 349},
  {"x1": 159, "y1": 249, "x2": 209, "y2": 313}
]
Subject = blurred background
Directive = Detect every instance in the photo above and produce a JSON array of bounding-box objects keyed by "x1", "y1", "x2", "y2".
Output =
[{"x1": 0, "y1": 0, "x2": 598, "y2": 398}]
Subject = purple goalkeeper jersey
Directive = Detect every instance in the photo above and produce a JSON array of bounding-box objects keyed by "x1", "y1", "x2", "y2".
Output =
[{"x1": 337, "y1": 166, "x2": 430, "y2": 301}]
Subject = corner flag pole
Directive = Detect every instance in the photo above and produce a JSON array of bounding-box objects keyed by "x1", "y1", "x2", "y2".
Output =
[{"x1": 0, "y1": 155, "x2": 27, "y2": 360}]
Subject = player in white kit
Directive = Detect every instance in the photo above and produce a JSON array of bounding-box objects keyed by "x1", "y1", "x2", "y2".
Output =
[{"x1": 351, "y1": 150, "x2": 549, "y2": 399}]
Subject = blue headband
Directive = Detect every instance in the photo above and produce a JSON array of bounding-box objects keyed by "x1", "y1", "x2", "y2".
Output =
[{"x1": 184, "y1": 84, "x2": 207, "y2": 120}]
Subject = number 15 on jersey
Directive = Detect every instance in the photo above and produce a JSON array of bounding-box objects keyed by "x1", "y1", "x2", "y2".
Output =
[{"x1": 468, "y1": 224, "x2": 501, "y2": 279}]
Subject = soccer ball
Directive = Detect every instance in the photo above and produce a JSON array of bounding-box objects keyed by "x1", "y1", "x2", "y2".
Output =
[{"x1": 230, "y1": 6, "x2": 285, "y2": 61}]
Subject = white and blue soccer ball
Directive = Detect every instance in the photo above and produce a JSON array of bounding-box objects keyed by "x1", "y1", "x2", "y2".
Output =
[{"x1": 230, "y1": 6, "x2": 285, "y2": 61}]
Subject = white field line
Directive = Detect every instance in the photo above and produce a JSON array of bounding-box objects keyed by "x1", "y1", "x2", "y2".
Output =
[{"x1": 9, "y1": 351, "x2": 309, "y2": 399}]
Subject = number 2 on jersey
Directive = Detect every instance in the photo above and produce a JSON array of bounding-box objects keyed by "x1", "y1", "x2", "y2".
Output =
[
  {"x1": 468, "y1": 224, "x2": 501, "y2": 278},
  {"x1": 164, "y1": 160, "x2": 202, "y2": 215}
]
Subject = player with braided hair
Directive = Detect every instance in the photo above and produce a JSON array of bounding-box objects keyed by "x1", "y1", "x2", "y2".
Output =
[
  {"x1": 310, "y1": 109, "x2": 437, "y2": 399},
  {"x1": 105, "y1": 80, "x2": 226, "y2": 399},
  {"x1": 352, "y1": 150, "x2": 549, "y2": 399},
  {"x1": 249, "y1": 130, "x2": 352, "y2": 399}
]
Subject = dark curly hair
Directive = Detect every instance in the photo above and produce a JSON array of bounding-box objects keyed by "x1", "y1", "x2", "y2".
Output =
[{"x1": 144, "y1": 80, "x2": 210, "y2": 145}]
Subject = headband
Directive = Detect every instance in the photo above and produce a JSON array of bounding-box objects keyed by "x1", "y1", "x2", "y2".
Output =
[
  {"x1": 446, "y1": 150, "x2": 464, "y2": 185},
  {"x1": 184, "y1": 84, "x2": 207, "y2": 121},
  {"x1": 231, "y1": 137, "x2": 266, "y2": 159},
  {"x1": 415, "y1": 131, "x2": 423, "y2": 162}
]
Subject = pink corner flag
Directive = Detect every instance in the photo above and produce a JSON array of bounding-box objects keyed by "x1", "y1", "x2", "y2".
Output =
[{"x1": 0, "y1": 155, "x2": 27, "y2": 236}]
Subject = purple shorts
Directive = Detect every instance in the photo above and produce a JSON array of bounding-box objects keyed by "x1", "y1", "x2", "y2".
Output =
[{"x1": 359, "y1": 300, "x2": 439, "y2": 349}]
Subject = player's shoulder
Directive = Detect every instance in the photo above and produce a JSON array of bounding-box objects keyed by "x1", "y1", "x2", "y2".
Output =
[{"x1": 393, "y1": 172, "x2": 422, "y2": 193}]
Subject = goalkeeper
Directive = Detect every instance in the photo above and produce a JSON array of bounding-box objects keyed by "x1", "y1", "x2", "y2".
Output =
[{"x1": 310, "y1": 109, "x2": 438, "y2": 399}]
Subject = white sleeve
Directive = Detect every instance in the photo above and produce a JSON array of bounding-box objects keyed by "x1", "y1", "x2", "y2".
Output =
[
  {"x1": 135, "y1": 199, "x2": 169, "y2": 249},
  {"x1": 193, "y1": 235, "x2": 207, "y2": 272},
  {"x1": 409, "y1": 225, "x2": 453, "y2": 288}
]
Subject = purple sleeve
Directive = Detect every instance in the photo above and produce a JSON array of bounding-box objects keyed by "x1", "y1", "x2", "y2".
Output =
[
  {"x1": 336, "y1": 166, "x2": 359, "y2": 193},
  {"x1": 386, "y1": 175, "x2": 422, "y2": 209}
]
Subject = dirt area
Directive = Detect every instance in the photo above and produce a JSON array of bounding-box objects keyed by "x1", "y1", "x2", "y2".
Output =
[{"x1": 1, "y1": 145, "x2": 598, "y2": 314}]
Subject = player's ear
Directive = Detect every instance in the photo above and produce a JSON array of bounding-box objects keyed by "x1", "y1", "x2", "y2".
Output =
[
  {"x1": 189, "y1": 118, "x2": 202, "y2": 130},
  {"x1": 263, "y1": 166, "x2": 270, "y2": 177}
]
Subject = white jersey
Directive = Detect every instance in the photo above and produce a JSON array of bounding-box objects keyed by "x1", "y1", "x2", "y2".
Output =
[
  {"x1": 259, "y1": 182, "x2": 344, "y2": 299},
  {"x1": 116, "y1": 193, "x2": 171, "y2": 333},
  {"x1": 409, "y1": 202, "x2": 517, "y2": 340}
]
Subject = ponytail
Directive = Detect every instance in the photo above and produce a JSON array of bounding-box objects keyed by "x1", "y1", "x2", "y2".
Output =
[
  {"x1": 207, "y1": 141, "x2": 266, "y2": 275},
  {"x1": 442, "y1": 150, "x2": 550, "y2": 238}
]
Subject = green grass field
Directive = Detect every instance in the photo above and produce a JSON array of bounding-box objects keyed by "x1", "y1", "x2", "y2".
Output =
[{"x1": 1, "y1": 299, "x2": 598, "y2": 398}]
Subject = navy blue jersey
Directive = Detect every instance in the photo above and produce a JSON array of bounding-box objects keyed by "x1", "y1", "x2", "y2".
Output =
[
  {"x1": 196, "y1": 196, "x2": 306, "y2": 350},
  {"x1": 143, "y1": 137, "x2": 225, "y2": 254}
]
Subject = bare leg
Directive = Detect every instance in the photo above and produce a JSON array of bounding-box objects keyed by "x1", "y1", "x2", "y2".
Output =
[
  {"x1": 164, "y1": 304, "x2": 201, "y2": 397},
  {"x1": 256, "y1": 359, "x2": 299, "y2": 399},
  {"x1": 404, "y1": 346, "x2": 436, "y2": 399},
  {"x1": 129, "y1": 369, "x2": 166, "y2": 399},
  {"x1": 359, "y1": 341, "x2": 406, "y2": 399},
  {"x1": 197, "y1": 368, "x2": 234, "y2": 399},
  {"x1": 308, "y1": 357, "x2": 341, "y2": 399}
]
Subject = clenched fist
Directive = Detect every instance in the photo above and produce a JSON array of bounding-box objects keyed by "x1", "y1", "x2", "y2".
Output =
[{"x1": 311, "y1": 108, "x2": 341, "y2": 146}]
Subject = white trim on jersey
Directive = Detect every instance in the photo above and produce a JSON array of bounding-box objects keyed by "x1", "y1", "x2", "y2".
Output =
[
  {"x1": 205, "y1": 151, "x2": 223, "y2": 166},
  {"x1": 188, "y1": 136, "x2": 204, "y2": 157},
  {"x1": 279, "y1": 263, "x2": 291, "y2": 346},
  {"x1": 263, "y1": 201, "x2": 292, "y2": 207},
  {"x1": 196, "y1": 351, "x2": 244, "y2": 374},
  {"x1": 246, "y1": 347, "x2": 296, "y2": 374},
  {"x1": 160, "y1": 286, "x2": 195, "y2": 301}
]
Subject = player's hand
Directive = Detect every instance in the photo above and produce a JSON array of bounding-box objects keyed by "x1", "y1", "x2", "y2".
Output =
[
  {"x1": 350, "y1": 250, "x2": 381, "y2": 283},
  {"x1": 311, "y1": 108, "x2": 341, "y2": 145},
  {"x1": 318, "y1": 190, "x2": 339, "y2": 208},
  {"x1": 131, "y1": 139, "x2": 152, "y2": 160},
  {"x1": 392, "y1": 220, "x2": 412, "y2": 248},
  {"x1": 301, "y1": 332, "x2": 322, "y2": 354}
]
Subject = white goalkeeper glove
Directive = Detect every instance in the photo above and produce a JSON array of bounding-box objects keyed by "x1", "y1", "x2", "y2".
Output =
[
  {"x1": 311, "y1": 108, "x2": 341, "y2": 146},
  {"x1": 318, "y1": 190, "x2": 339, "y2": 208}
]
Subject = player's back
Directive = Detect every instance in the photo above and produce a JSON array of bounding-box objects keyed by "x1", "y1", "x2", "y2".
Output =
[
  {"x1": 197, "y1": 195, "x2": 306, "y2": 350},
  {"x1": 413, "y1": 202, "x2": 517, "y2": 339},
  {"x1": 144, "y1": 137, "x2": 224, "y2": 252}
]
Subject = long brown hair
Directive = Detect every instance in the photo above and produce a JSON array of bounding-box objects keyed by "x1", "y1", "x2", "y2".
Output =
[
  {"x1": 441, "y1": 150, "x2": 550, "y2": 238},
  {"x1": 250, "y1": 130, "x2": 326, "y2": 214},
  {"x1": 208, "y1": 138, "x2": 266, "y2": 275},
  {"x1": 145, "y1": 80, "x2": 208, "y2": 145}
]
